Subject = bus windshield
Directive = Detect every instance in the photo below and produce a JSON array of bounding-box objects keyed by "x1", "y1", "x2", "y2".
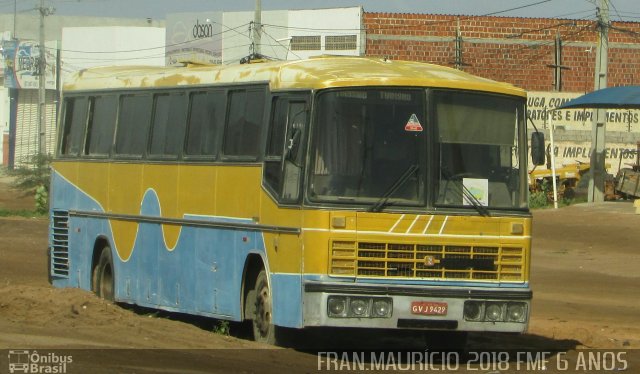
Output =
[
  {"x1": 434, "y1": 91, "x2": 526, "y2": 210},
  {"x1": 309, "y1": 88, "x2": 526, "y2": 211},
  {"x1": 309, "y1": 89, "x2": 426, "y2": 208}
]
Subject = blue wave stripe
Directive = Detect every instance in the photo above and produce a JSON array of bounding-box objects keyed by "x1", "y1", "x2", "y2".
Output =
[{"x1": 49, "y1": 170, "x2": 304, "y2": 327}]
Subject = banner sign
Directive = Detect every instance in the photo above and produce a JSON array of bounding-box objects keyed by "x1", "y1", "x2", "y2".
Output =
[
  {"x1": 2, "y1": 39, "x2": 57, "y2": 90},
  {"x1": 166, "y1": 12, "x2": 223, "y2": 66},
  {"x1": 527, "y1": 91, "x2": 640, "y2": 132},
  {"x1": 526, "y1": 91, "x2": 639, "y2": 174}
]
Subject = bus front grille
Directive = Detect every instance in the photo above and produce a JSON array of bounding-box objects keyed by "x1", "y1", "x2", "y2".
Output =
[
  {"x1": 330, "y1": 241, "x2": 524, "y2": 281},
  {"x1": 51, "y1": 210, "x2": 70, "y2": 278}
]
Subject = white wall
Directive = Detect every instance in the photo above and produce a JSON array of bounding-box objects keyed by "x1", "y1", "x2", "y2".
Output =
[
  {"x1": 60, "y1": 27, "x2": 166, "y2": 83},
  {"x1": 0, "y1": 84, "x2": 9, "y2": 165},
  {"x1": 287, "y1": 7, "x2": 364, "y2": 60},
  {"x1": 220, "y1": 7, "x2": 364, "y2": 64},
  {"x1": 165, "y1": 12, "x2": 223, "y2": 66},
  {"x1": 1, "y1": 32, "x2": 12, "y2": 164},
  {"x1": 222, "y1": 10, "x2": 289, "y2": 64}
]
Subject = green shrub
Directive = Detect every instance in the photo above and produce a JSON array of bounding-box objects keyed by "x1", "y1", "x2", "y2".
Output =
[
  {"x1": 529, "y1": 190, "x2": 549, "y2": 209},
  {"x1": 10, "y1": 153, "x2": 52, "y2": 214},
  {"x1": 212, "y1": 320, "x2": 230, "y2": 336},
  {"x1": 529, "y1": 178, "x2": 551, "y2": 209}
]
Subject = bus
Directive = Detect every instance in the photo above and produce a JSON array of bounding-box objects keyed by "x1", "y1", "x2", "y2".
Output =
[{"x1": 49, "y1": 56, "x2": 541, "y2": 346}]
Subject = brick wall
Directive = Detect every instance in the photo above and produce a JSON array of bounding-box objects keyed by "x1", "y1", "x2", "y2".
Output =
[{"x1": 364, "y1": 13, "x2": 640, "y2": 92}]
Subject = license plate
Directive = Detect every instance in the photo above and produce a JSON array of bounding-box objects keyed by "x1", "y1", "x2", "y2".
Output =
[{"x1": 411, "y1": 301, "x2": 448, "y2": 316}]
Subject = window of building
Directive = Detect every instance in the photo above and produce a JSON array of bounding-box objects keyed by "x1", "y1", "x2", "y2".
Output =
[
  {"x1": 325, "y1": 35, "x2": 357, "y2": 50},
  {"x1": 290, "y1": 35, "x2": 321, "y2": 51}
]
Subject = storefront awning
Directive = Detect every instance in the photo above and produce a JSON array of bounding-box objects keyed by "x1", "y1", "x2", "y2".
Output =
[{"x1": 558, "y1": 85, "x2": 640, "y2": 110}]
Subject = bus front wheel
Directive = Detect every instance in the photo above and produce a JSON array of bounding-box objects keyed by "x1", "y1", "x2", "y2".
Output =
[
  {"x1": 252, "y1": 270, "x2": 276, "y2": 344},
  {"x1": 92, "y1": 246, "x2": 115, "y2": 302}
]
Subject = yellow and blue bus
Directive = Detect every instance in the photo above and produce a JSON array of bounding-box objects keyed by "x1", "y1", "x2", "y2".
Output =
[{"x1": 49, "y1": 56, "x2": 538, "y2": 346}]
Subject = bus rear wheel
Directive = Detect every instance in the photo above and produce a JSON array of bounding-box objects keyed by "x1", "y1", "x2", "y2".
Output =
[{"x1": 92, "y1": 246, "x2": 115, "y2": 302}]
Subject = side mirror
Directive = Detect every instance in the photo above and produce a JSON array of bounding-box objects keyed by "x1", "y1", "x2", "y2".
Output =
[{"x1": 530, "y1": 132, "x2": 545, "y2": 166}]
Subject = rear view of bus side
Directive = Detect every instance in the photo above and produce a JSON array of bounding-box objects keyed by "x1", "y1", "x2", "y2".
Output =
[{"x1": 49, "y1": 57, "x2": 533, "y2": 346}]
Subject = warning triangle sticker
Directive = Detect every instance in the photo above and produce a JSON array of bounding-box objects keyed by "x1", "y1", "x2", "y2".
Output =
[{"x1": 404, "y1": 114, "x2": 423, "y2": 132}]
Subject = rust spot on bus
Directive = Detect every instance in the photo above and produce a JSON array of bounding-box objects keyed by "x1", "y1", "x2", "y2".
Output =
[{"x1": 154, "y1": 74, "x2": 202, "y2": 87}]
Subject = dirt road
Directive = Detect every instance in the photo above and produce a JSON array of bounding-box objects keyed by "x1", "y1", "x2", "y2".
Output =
[{"x1": 1, "y1": 172, "x2": 639, "y2": 373}]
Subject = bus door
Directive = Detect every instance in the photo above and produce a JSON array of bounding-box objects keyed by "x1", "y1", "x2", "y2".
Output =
[{"x1": 261, "y1": 93, "x2": 309, "y2": 326}]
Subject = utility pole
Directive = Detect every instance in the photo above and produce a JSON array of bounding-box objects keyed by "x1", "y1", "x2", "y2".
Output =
[
  {"x1": 13, "y1": 0, "x2": 17, "y2": 38},
  {"x1": 37, "y1": 0, "x2": 51, "y2": 155},
  {"x1": 547, "y1": 32, "x2": 570, "y2": 91},
  {"x1": 253, "y1": 0, "x2": 262, "y2": 58},
  {"x1": 588, "y1": 0, "x2": 609, "y2": 202},
  {"x1": 454, "y1": 18, "x2": 463, "y2": 70}
]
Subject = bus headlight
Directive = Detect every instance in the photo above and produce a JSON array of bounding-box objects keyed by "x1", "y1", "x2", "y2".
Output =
[
  {"x1": 485, "y1": 303, "x2": 504, "y2": 322},
  {"x1": 463, "y1": 301, "x2": 483, "y2": 321},
  {"x1": 350, "y1": 298, "x2": 369, "y2": 317},
  {"x1": 507, "y1": 303, "x2": 527, "y2": 322},
  {"x1": 464, "y1": 301, "x2": 527, "y2": 323},
  {"x1": 326, "y1": 296, "x2": 392, "y2": 318},
  {"x1": 327, "y1": 296, "x2": 347, "y2": 317},
  {"x1": 372, "y1": 299, "x2": 392, "y2": 318}
]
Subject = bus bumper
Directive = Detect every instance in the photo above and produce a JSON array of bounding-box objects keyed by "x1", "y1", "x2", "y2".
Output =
[{"x1": 302, "y1": 281, "x2": 531, "y2": 333}]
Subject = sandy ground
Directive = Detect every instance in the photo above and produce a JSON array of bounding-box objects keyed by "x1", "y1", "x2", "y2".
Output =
[{"x1": 0, "y1": 170, "x2": 639, "y2": 373}]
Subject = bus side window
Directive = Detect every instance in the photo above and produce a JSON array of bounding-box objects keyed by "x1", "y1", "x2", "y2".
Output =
[
  {"x1": 60, "y1": 97, "x2": 89, "y2": 157},
  {"x1": 114, "y1": 94, "x2": 153, "y2": 158},
  {"x1": 223, "y1": 88, "x2": 266, "y2": 159},
  {"x1": 149, "y1": 92, "x2": 188, "y2": 159},
  {"x1": 264, "y1": 96, "x2": 308, "y2": 203},
  {"x1": 85, "y1": 95, "x2": 117, "y2": 157},
  {"x1": 185, "y1": 90, "x2": 224, "y2": 158}
]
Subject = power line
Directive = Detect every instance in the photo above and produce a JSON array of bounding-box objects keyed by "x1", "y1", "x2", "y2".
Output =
[
  {"x1": 260, "y1": 26, "x2": 302, "y2": 60},
  {"x1": 482, "y1": 0, "x2": 553, "y2": 17},
  {"x1": 506, "y1": 21, "x2": 579, "y2": 38},
  {"x1": 58, "y1": 23, "x2": 250, "y2": 54},
  {"x1": 364, "y1": 0, "x2": 556, "y2": 33}
]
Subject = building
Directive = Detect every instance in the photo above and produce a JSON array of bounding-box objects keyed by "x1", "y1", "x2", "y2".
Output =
[
  {"x1": 165, "y1": 7, "x2": 364, "y2": 65},
  {"x1": 0, "y1": 13, "x2": 164, "y2": 167},
  {"x1": 364, "y1": 13, "x2": 640, "y2": 173}
]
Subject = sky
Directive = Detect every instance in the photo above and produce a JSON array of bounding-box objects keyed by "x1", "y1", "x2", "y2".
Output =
[{"x1": 2, "y1": 0, "x2": 639, "y2": 22}]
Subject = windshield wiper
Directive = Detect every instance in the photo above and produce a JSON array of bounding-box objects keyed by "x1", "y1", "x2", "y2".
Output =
[
  {"x1": 440, "y1": 168, "x2": 490, "y2": 217},
  {"x1": 369, "y1": 164, "x2": 419, "y2": 212}
]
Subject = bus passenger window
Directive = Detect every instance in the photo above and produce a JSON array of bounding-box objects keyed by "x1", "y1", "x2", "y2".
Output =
[
  {"x1": 85, "y1": 95, "x2": 117, "y2": 156},
  {"x1": 115, "y1": 94, "x2": 152, "y2": 157},
  {"x1": 60, "y1": 97, "x2": 89, "y2": 156},
  {"x1": 223, "y1": 89, "x2": 265, "y2": 158},
  {"x1": 150, "y1": 93, "x2": 188, "y2": 158},
  {"x1": 185, "y1": 90, "x2": 224, "y2": 157}
]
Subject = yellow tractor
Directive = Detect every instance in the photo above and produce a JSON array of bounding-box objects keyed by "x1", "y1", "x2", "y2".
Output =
[{"x1": 529, "y1": 161, "x2": 616, "y2": 201}]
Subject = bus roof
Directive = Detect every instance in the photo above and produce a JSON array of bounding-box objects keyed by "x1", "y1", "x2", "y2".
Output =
[{"x1": 63, "y1": 56, "x2": 525, "y2": 97}]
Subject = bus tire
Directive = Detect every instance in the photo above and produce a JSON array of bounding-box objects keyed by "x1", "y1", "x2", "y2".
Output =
[
  {"x1": 252, "y1": 270, "x2": 276, "y2": 345},
  {"x1": 92, "y1": 246, "x2": 115, "y2": 302}
]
